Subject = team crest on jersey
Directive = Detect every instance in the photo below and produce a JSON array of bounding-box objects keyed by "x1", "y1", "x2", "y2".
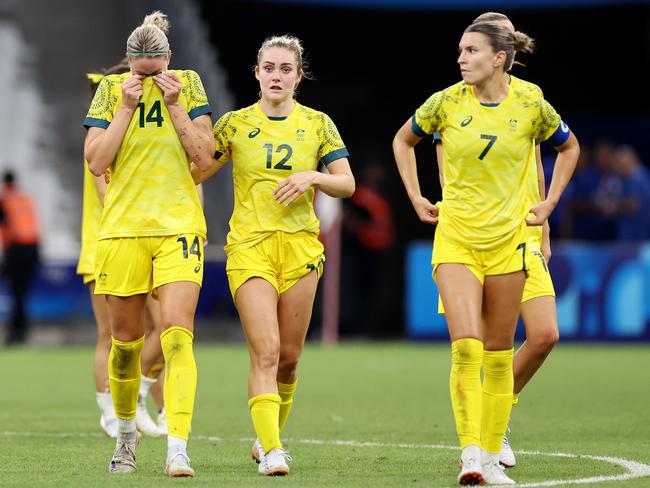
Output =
[
  {"x1": 296, "y1": 128, "x2": 305, "y2": 141},
  {"x1": 509, "y1": 118, "x2": 518, "y2": 132},
  {"x1": 460, "y1": 115, "x2": 473, "y2": 127}
]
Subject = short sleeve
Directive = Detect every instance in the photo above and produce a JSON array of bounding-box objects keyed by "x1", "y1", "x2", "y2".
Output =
[
  {"x1": 212, "y1": 112, "x2": 234, "y2": 162},
  {"x1": 318, "y1": 113, "x2": 349, "y2": 165},
  {"x1": 413, "y1": 91, "x2": 445, "y2": 137},
  {"x1": 534, "y1": 98, "x2": 562, "y2": 142},
  {"x1": 84, "y1": 78, "x2": 113, "y2": 129},
  {"x1": 184, "y1": 70, "x2": 212, "y2": 120}
]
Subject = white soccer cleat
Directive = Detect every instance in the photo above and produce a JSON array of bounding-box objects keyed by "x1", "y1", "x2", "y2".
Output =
[
  {"x1": 251, "y1": 438, "x2": 265, "y2": 464},
  {"x1": 499, "y1": 430, "x2": 516, "y2": 468},
  {"x1": 258, "y1": 448, "x2": 291, "y2": 476},
  {"x1": 164, "y1": 452, "x2": 195, "y2": 478},
  {"x1": 100, "y1": 414, "x2": 118, "y2": 438},
  {"x1": 482, "y1": 459, "x2": 515, "y2": 485},
  {"x1": 108, "y1": 433, "x2": 140, "y2": 474},
  {"x1": 156, "y1": 408, "x2": 168, "y2": 435},
  {"x1": 458, "y1": 445, "x2": 484, "y2": 486},
  {"x1": 136, "y1": 395, "x2": 162, "y2": 437}
]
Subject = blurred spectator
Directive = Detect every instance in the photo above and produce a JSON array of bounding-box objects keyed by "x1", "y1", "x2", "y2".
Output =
[
  {"x1": 611, "y1": 146, "x2": 650, "y2": 240},
  {"x1": 340, "y1": 160, "x2": 396, "y2": 337},
  {"x1": 0, "y1": 171, "x2": 41, "y2": 344},
  {"x1": 565, "y1": 141, "x2": 621, "y2": 240}
]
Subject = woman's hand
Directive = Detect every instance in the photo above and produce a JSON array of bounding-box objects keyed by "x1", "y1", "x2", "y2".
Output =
[
  {"x1": 273, "y1": 171, "x2": 318, "y2": 206},
  {"x1": 411, "y1": 195, "x2": 439, "y2": 225},
  {"x1": 526, "y1": 200, "x2": 555, "y2": 226},
  {"x1": 153, "y1": 71, "x2": 183, "y2": 106},
  {"x1": 121, "y1": 75, "x2": 143, "y2": 110}
]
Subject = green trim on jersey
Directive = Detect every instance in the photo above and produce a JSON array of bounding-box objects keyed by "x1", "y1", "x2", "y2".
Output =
[
  {"x1": 83, "y1": 117, "x2": 110, "y2": 130},
  {"x1": 411, "y1": 116, "x2": 427, "y2": 137},
  {"x1": 321, "y1": 148, "x2": 349, "y2": 165},
  {"x1": 188, "y1": 104, "x2": 211, "y2": 120}
]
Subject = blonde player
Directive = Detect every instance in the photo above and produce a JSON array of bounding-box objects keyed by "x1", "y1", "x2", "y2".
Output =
[
  {"x1": 393, "y1": 22, "x2": 579, "y2": 485},
  {"x1": 193, "y1": 35, "x2": 355, "y2": 476},
  {"x1": 83, "y1": 11, "x2": 213, "y2": 477},
  {"x1": 434, "y1": 12, "x2": 561, "y2": 468},
  {"x1": 81, "y1": 64, "x2": 166, "y2": 439}
]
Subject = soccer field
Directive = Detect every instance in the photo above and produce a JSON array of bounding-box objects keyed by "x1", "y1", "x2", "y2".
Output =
[{"x1": 1, "y1": 343, "x2": 649, "y2": 487}]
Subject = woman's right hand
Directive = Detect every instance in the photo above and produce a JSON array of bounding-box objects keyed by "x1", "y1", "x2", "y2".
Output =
[
  {"x1": 411, "y1": 195, "x2": 439, "y2": 225},
  {"x1": 120, "y1": 75, "x2": 143, "y2": 110}
]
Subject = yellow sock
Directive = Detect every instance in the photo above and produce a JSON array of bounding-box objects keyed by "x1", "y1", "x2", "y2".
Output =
[
  {"x1": 482, "y1": 349, "x2": 514, "y2": 453},
  {"x1": 450, "y1": 338, "x2": 484, "y2": 448},
  {"x1": 161, "y1": 327, "x2": 197, "y2": 441},
  {"x1": 108, "y1": 336, "x2": 144, "y2": 419},
  {"x1": 278, "y1": 380, "x2": 298, "y2": 432},
  {"x1": 512, "y1": 392, "x2": 519, "y2": 406},
  {"x1": 248, "y1": 393, "x2": 282, "y2": 453}
]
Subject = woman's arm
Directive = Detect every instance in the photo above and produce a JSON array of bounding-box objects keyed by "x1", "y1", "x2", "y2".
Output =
[
  {"x1": 534, "y1": 145, "x2": 552, "y2": 261},
  {"x1": 392, "y1": 117, "x2": 438, "y2": 225},
  {"x1": 273, "y1": 158, "x2": 355, "y2": 206},
  {"x1": 84, "y1": 75, "x2": 143, "y2": 176},
  {"x1": 153, "y1": 72, "x2": 214, "y2": 170},
  {"x1": 527, "y1": 132, "x2": 580, "y2": 226}
]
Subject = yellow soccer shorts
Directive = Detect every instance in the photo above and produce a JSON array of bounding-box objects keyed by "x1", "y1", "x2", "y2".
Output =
[
  {"x1": 94, "y1": 234, "x2": 204, "y2": 296},
  {"x1": 226, "y1": 231, "x2": 325, "y2": 299},
  {"x1": 436, "y1": 227, "x2": 555, "y2": 313},
  {"x1": 82, "y1": 273, "x2": 95, "y2": 285},
  {"x1": 521, "y1": 237, "x2": 555, "y2": 302}
]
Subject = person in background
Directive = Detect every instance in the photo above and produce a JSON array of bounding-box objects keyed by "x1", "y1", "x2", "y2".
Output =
[
  {"x1": 611, "y1": 145, "x2": 650, "y2": 241},
  {"x1": 0, "y1": 170, "x2": 40, "y2": 345}
]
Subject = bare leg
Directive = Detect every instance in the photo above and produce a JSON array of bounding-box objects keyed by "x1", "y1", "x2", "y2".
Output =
[
  {"x1": 515, "y1": 296, "x2": 559, "y2": 393},
  {"x1": 277, "y1": 272, "x2": 319, "y2": 384},
  {"x1": 90, "y1": 282, "x2": 112, "y2": 392},
  {"x1": 234, "y1": 278, "x2": 280, "y2": 397}
]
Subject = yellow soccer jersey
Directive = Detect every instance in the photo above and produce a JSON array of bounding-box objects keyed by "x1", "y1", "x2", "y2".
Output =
[
  {"x1": 213, "y1": 101, "x2": 349, "y2": 254},
  {"x1": 76, "y1": 163, "x2": 102, "y2": 276},
  {"x1": 84, "y1": 70, "x2": 210, "y2": 239},
  {"x1": 414, "y1": 76, "x2": 561, "y2": 250},
  {"x1": 524, "y1": 143, "x2": 543, "y2": 246}
]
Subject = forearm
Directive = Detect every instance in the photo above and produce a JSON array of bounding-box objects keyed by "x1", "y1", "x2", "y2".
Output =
[
  {"x1": 546, "y1": 140, "x2": 579, "y2": 208},
  {"x1": 85, "y1": 107, "x2": 135, "y2": 176},
  {"x1": 393, "y1": 137, "x2": 423, "y2": 202},
  {"x1": 314, "y1": 171, "x2": 355, "y2": 198},
  {"x1": 190, "y1": 159, "x2": 226, "y2": 184},
  {"x1": 166, "y1": 105, "x2": 213, "y2": 170}
]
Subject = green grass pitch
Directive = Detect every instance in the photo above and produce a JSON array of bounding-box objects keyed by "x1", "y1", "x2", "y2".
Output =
[{"x1": 1, "y1": 343, "x2": 649, "y2": 487}]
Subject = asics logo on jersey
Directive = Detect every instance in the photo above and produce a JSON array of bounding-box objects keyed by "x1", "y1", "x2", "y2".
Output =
[
  {"x1": 560, "y1": 121, "x2": 569, "y2": 133},
  {"x1": 460, "y1": 115, "x2": 473, "y2": 127},
  {"x1": 248, "y1": 128, "x2": 261, "y2": 138}
]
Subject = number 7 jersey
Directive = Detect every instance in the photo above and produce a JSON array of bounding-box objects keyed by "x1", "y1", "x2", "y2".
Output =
[
  {"x1": 84, "y1": 70, "x2": 210, "y2": 240},
  {"x1": 213, "y1": 101, "x2": 349, "y2": 254},
  {"x1": 413, "y1": 76, "x2": 561, "y2": 250}
]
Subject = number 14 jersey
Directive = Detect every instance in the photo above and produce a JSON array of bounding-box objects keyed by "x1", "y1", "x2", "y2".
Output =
[
  {"x1": 213, "y1": 101, "x2": 349, "y2": 254},
  {"x1": 84, "y1": 70, "x2": 210, "y2": 240},
  {"x1": 413, "y1": 76, "x2": 561, "y2": 251}
]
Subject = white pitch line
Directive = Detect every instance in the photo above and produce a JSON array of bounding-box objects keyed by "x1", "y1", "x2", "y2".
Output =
[{"x1": 2, "y1": 431, "x2": 649, "y2": 486}]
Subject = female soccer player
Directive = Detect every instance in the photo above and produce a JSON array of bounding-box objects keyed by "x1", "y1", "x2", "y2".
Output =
[
  {"x1": 433, "y1": 12, "x2": 563, "y2": 468},
  {"x1": 193, "y1": 35, "x2": 355, "y2": 476},
  {"x1": 83, "y1": 11, "x2": 213, "y2": 476},
  {"x1": 393, "y1": 22, "x2": 579, "y2": 485}
]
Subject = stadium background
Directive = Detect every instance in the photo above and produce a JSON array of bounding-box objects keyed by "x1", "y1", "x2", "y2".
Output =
[{"x1": 0, "y1": 0, "x2": 649, "y2": 343}]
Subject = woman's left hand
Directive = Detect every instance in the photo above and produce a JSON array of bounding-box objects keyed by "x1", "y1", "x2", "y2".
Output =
[
  {"x1": 273, "y1": 171, "x2": 318, "y2": 206},
  {"x1": 153, "y1": 71, "x2": 183, "y2": 106},
  {"x1": 526, "y1": 200, "x2": 555, "y2": 226}
]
